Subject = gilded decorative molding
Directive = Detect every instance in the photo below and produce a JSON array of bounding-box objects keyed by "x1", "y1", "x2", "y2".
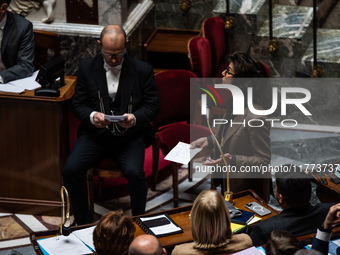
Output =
[{"x1": 181, "y1": 0, "x2": 191, "y2": 12}]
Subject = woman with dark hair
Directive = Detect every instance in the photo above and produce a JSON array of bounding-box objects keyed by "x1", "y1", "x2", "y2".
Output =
[
  {"x1": 191, "y1": 51, "x2": 272, "y2": 201},
  {"x1": 266, "y1": 230, "x2": 302, "y2": 255},
  {"x1": 93, "y1": 209, "x2": 136, "y2": 255},
  {"x1": 171, "y1": 190, "x2": 252, "y2": 254}
]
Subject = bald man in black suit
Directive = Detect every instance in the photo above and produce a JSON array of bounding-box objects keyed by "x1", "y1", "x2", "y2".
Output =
[{"x1": 62, "y1": 25, "x2": 159, "y2": 225}]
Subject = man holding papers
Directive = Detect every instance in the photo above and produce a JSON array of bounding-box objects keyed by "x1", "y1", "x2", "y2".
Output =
[{"x1": 62, "y1": 25, "x2": 159, "y2": 225}]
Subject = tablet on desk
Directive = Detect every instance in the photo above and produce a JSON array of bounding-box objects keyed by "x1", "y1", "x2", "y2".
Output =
[{"x1": 104, "y1": 115, "x2": 128, "y2": 122}]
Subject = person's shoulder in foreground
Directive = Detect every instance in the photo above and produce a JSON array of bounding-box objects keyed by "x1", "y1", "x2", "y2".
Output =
[{"x1": 171, "y1": 233, "x2": 252, "y2": 255}]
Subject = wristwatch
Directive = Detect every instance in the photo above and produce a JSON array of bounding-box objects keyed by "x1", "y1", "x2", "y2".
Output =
[{"x1": 319, "y1": 223, "x2": 332, "y2": 233}]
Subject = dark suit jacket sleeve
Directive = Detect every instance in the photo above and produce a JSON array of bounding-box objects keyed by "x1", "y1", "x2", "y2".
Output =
[
  {"x1": 0, "y1": 12, "x2": 34, "y2": 83},
  {"x1": 312, "y1": 237, "x2": 329, "y2": 254},
  {"x1": 132, "y1": 63, "x2": 159, "y2": 129},
  {"x1": 250, "y1": 224, "x2": 268, "y2": 246},
  {"x1": 235, "y1": 112, "x2": 271, "y2": 168},
  {"x1": 72, "y1": 59, "x2": 96, "y2": 127}
]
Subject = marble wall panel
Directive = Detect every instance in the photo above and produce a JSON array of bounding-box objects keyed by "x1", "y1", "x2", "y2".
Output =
[
  {"x1": 268, "y1": 78, "x2": 340, "y2": 126},
  {"x1": 98, "y1": 0, "x2": 122, "y2": 25},
  {"x1": 154, "y1": 0, "x2": 214, "y2": 30},
  {"x1": 298, "y1": 29, "x2": 340, "y2": 78},
  {"x1": 60, "y1": 8, "x2": 155, "y2": 76}
]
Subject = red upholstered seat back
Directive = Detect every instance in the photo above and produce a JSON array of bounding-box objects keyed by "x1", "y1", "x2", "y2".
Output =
[
  {"x1": 202, "y1": 17, "x2": 226, "y2": 74},
  {"x1": 187, "y1": 36, "x2": 212, "y2": 78},
  {"x1": 153, "y1": 70, "x2": 198, "y2": 130},
  {"x1": 261, "y1": 61, "x2": 271, "y2": 77}
]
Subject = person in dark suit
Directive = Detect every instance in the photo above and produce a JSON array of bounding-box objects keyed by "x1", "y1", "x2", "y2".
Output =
[
  {"x1": 62, "y1": 25, "x2": 159, "y2": 225},
  {"x1": 312, "y1": 203, "x2": 340, "y2": 255},
  {"x1": 0, "y1": 0, "x2": 34, "y2": 83},
  {"x1": 250, "y1": 169, "x2": 334, "y2": 246}
]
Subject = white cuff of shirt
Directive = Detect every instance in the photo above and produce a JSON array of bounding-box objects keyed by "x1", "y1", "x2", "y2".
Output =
[
  {"x1": 132, "y1": 114, "x2": 136, "y2": 126},
  {"x1": 316, "y1": 229, "x2": 332, "y2": 242},
  {"x1": 0, "y1": 75, "x2": 4, "y2": 83},
  {"x1": 90, "y1": 111, "x2": 97, "y2": 125}
]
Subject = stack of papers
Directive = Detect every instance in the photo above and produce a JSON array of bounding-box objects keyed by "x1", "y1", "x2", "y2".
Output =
[
  {"x1": 37, "y1": 226, "x2": 96, "y2": 255},
  {"x1": 0, "y1": 71, "x2": 41, "y2": 93}
]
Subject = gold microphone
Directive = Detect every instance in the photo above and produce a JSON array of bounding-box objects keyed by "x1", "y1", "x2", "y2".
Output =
[
  {"x1": 59, "y1": 186, "x2": 71, "y2": 236},
  {"x1": 205, "y1": 108, "x2": 234, "y2": 203}
]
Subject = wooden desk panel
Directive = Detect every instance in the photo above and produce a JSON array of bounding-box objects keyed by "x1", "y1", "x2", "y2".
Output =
[
  {"x1": 143, "y1": 28, "x2": 200, "y2": 71},
  {"x1": 144, "y1": 28, "x2": 200, "y2": 54},
  {"x1": 0, "y1": 77, "x2": 76, "y2": 215}
]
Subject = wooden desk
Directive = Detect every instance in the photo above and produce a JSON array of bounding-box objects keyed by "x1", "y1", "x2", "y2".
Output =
[
  {"x1": 0, "y1": 77, "x2": 76, "y2": 215},
  {"x1": 30, "y1": 190, "x2": 279, "y2": 253},
  {"x1": 308, "y1": 161, "x2": 340, "y2": 203},
  {"x1": 143, "y1": 28, "x2": 200, "y2": 72}
]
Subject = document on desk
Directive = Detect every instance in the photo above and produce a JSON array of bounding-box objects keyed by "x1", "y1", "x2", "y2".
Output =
[
  {"x1": 0, "y1": 84, "x2": 25, "y2": 93},
  {"x1": 0, "y1": 71, "x2": 40, "y2": 93},
  {"x1": 8, "y1": 71, "x2": 40, "y2": 90},
  {"x1": 37, "y1": 233, "x2": 93, "y2": 255},
  {"x1": 72, "y1": 226, "x2": 96, "y2": 251},
  {"x1": 164, "y1": 142, "x2": 202, "y2": 165}
]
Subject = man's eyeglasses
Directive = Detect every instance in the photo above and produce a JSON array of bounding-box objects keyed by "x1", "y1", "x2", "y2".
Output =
[
  {"x1": 102, "y1": 49, "x2": 126, "y2": 59},
  {"x1": 223, "y1": 67, "x2": 235, "y2": 76}
]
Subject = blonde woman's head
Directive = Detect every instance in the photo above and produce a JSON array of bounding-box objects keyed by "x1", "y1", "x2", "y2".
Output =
[{"x1": 190, "y1": 190, "x2": 232, "y2": 249}]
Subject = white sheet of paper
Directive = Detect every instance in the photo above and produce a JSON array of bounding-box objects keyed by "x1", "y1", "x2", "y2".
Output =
[
  {"x1": 72, "y1": 226, "x2": 96, "y2": 251},
  {"x1": 104, "y1": 115, "x2": 128, "y2": 122},
  {"x1": 164, "y1": 142, "x2": 202, "y2": 165},
  {"x1": 37, "y1": 234, "x2": 92, "y2": 255},
  {"x1": 0, "y1": 84, "x2": 25, "y2": 93},
  {"x1": 8, "y1": 71, "x2": 41, "y2": 90}
]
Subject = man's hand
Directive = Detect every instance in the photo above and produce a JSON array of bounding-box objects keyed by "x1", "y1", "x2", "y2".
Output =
[
  {"x1": 323, "y1": 203, "x2": 340, "y2": 230},
  {"x1": 93, "y1": 112, "x2": 110, "y2": 128},
  {"x1": 190, "y1": 137, "x2": 208, "y2": 149},
  {"x1": 117, "y1": 113, "x2": 135, "y2": 129},
  {"x1": 203, "y1": 153, "x2": 232, "y2": 166}
]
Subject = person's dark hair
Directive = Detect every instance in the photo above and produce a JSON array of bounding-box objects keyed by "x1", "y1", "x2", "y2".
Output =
[
  {"x1": 275, "y1": 166, "x2": 311, "y2": 207},
  {"x1": 93, "y1": 209, "x2": 136, "y2": 255},
  {"x1": 227, "y1": 51, "x2": 268, "y2": 78},
  {"x1": 226, "y1": 51, "x2": 271, "y2": 108},
  {"x1": 266, "y1": 230, "x2": 301, "y2": 255},
  {"x1": 0, "y1": 0, "x2": 11, "y2": 5}
]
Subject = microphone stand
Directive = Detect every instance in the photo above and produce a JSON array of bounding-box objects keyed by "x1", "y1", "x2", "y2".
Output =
[
  {"x1": 59, "y1": 186, "x2": 71, "y2": 236},
  {"x1": 205, "y1": 109, "x2": 234, "y2": 203}
]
